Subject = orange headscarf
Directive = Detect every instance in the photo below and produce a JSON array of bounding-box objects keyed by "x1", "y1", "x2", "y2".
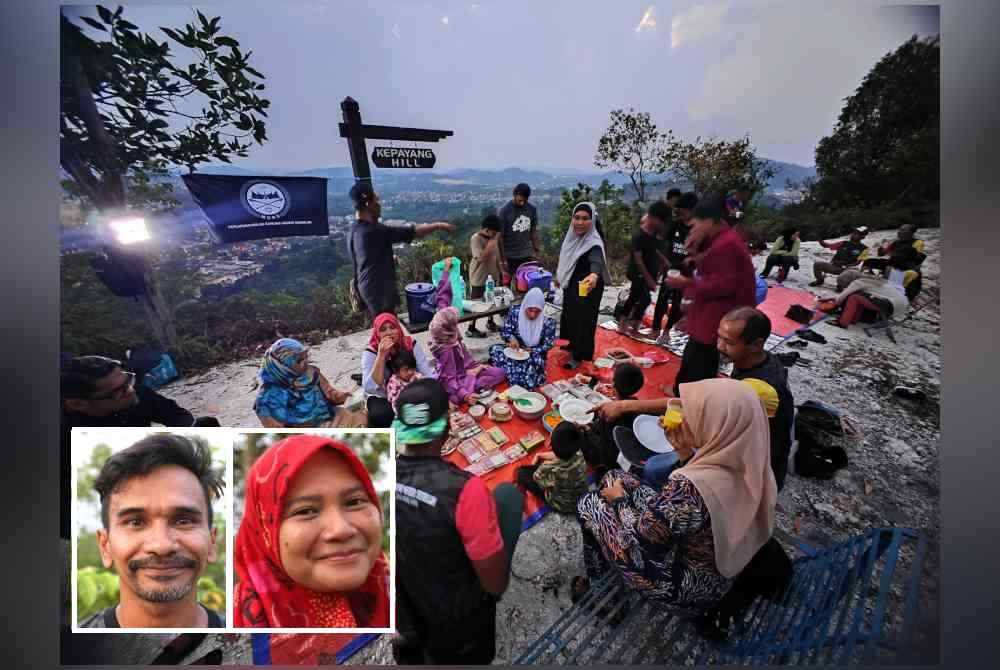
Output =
[
  {"x1": 234, "y1": 435, "x2": 390, "y2": 628},
  {"x1": 670, "y1": 378, "x2": 777, "y2": 578}
]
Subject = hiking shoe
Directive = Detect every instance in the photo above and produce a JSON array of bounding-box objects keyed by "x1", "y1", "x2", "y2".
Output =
[
  {"x1": 787, "y1": 340, "x2": 808, "y2": 349},
  {"x1": 467, "y1": 326, "x2": 487, "y2": 339}
]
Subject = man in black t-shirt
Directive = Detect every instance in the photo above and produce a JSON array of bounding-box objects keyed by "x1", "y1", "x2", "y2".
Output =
[
  {"x1": 716, "y1": 307, "x2": 795, "y2": 490},
  {"x1": 810, "y1": 227, "x2": 870, "y2": 286},
  {"x1": 348, "y1": 181, "x2": 454, "y2": 321},
  {"x1": 651, "y1": 192, "x2": 698, "y2": 340},
  {"x1": 620, "y1": 201, "x2": 672, "y2": 335},
  {"x1": 496, "y1": 183, "x2": 540, "y2": 285}
]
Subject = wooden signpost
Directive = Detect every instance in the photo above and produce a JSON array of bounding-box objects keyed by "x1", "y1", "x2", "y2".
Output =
[{"x1": 339, "y1": 97, "x2": 452, "y2": 182}]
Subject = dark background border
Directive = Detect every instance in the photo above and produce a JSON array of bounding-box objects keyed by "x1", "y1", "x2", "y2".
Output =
[{"x1": 2, "y1": 1, "x2": 998, "y2": 667}]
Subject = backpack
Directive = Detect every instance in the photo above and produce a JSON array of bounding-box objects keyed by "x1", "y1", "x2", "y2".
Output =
[{"x1": 791, "y1": 400, "x2": 853, "y2": 479}]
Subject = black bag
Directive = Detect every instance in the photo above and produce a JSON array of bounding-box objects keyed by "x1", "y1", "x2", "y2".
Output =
[
  {"x1": 793, "y1": 401, "x2": 850, "y2": 479},
  {"x1": 785, "y1": 304, "x2": 815, "y2": 325}
]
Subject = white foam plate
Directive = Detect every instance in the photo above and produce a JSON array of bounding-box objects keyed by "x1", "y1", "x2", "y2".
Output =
[
  {"x1": 594, "y1": 358, "x2": 615, "y2": 368},
  {"x1": 632, "y1": 415, "x2": 675, "y2": 454},
  {"x1": 504, "y1": 347, "x2": 530, "y2": 361},
  {"x1": 559, "y1": 398, "x2": 595, "y2": 425}
]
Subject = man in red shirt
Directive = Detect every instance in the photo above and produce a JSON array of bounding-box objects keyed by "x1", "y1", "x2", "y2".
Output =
[{"x1": 662, "y1": 194, "x2": 756, "y2": 394}]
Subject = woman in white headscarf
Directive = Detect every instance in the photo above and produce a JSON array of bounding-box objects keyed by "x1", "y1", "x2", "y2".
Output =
[
  {"x1": 555, "y1": 202, "x2": 612, "y2": 369},
  {"x1": 489, "y1": 287, "x2": 557, "y2": 388}
]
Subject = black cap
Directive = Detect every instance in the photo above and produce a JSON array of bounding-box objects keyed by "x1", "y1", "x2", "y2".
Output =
[
  {"x1": 349, "y1": 181, "x2": 375, "y2": 207},
  {"x1": 394, "y1": 378, "x2": 449, "y2": 426}
]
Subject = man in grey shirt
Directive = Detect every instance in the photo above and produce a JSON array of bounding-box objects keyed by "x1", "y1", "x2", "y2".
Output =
[
  {"x1": 349, "y1": 181, "x2": 454, "y2": 321},
  {"x1": 497, "y1": 182, "x2": 541, "y2": 283}
]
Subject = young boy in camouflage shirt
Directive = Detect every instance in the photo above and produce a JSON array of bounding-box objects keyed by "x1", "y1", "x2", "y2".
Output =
[{"x1": 515, "y1": 422, "x2": 588, "y2": 514}]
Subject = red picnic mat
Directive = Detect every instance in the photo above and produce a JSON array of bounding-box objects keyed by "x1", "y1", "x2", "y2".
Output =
[
  {"x1": 755, "y1": 285, "x2": 823, "y2": 336},
  {"x1": 443, "y1": 329, "x2": 683, "y2": 528},
  {"x1": 640, "y1": 285, "x2": 821, "y2": 338}
]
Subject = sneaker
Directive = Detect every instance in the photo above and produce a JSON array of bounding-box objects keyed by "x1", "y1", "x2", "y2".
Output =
[
  {"x1": 466, "y1": 326, "x2": 487, "y2": 339},
  {"x1": 808, "y1": 280, "x2": 824, "y2": 287}
]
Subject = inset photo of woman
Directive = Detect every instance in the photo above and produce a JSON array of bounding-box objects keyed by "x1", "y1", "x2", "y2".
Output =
[{"x1": 232, "y1": 430, "x2": 393, "y2": 632}]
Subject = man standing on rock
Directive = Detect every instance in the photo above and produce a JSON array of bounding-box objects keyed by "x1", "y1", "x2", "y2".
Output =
[
  {"x1": 662, "y1": 194, "x2": 756, "y2": 393},
  {"x1": 497, "y1": 183, "x2": 540, "y2": 288},
  {"x1": 348, "y1": 181, "x2": 455, "y2": 321},
  {"x1": 392, "y1": 379, "x2": 523, "y2": 665}
]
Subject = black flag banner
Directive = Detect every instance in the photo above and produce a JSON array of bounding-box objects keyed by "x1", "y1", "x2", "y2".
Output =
[{"x1": 182, "y1": 173, "x2": 329, "y2": 243}]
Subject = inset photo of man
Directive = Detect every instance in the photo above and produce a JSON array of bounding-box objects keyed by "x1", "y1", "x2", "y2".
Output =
[{"x1": 71, "y1": 430, "x2": 231, "y2": 630}]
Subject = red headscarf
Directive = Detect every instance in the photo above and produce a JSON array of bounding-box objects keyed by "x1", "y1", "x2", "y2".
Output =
[
  {"x1": 234, "y1": 435, "x2": 390, "y2": 628},
  {"x1": 367, "y1": 312, "x2": 414, "y2": 355}
]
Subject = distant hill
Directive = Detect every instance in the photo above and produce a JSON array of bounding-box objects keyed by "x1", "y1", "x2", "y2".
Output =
[{"x1": 188, "y1": 160, "x2": 814, "y2": 196}]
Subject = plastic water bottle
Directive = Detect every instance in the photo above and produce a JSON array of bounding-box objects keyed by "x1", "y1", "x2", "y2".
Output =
[{"x1": 485, "y1": 274, "x2": 495, "y2": 304}]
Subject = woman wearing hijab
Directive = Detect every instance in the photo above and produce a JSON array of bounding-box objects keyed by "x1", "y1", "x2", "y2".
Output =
[
  {"x1": 760, "y1": 227, "x2": 800, "y2": 282},
  {"x1": 555, "y1": 202, "x2": 612, "y2": 370},
  {"x1": 573, "y1": 378, "x2": 777, "y2": 613},
  {"x1": 488, "y1": 287, "x2": 557, "y2": 389},
  {"x1": 361, "y1": 312, "x2": 437, "y2": 428},
  {"x1": 429, "y1": 262, "x2": 506, "y2": 405},
  {"x1": 234, "y1": 434, "x2": 390, "y2": 629},
  {"x1": 254, "y1": 338, "x2": 369, "y2": 428}
]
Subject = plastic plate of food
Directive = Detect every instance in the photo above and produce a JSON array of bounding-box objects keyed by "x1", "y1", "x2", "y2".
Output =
[
  {"x1": 504, "y1": 347, "x2": 530, "y2": 361},
  {"x1": 542, "y1": 410, "x2": 563, "y2": 433},
  {"x1": 594, "y1": 358, "x2": 615, "y2": 369},
  {"x1": 559, "y1": 398, "x2": 594, "y2": 425}
]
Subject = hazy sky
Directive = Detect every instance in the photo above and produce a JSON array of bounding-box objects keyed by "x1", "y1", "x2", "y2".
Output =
[{"x1": 65, "y1": 1, "x2": 939, "y2": 171}]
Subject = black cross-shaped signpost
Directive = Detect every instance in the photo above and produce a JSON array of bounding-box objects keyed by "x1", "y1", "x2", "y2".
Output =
[{"x1": 339, "y1": 97, "x2": 453, "y2": 183}]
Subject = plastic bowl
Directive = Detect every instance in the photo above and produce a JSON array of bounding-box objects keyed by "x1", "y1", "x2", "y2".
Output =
[{"x1": 512, "y1": 392, "x2": 547, "y2": 421}]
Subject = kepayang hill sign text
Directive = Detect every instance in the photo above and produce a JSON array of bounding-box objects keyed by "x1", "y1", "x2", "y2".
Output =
[{"x1": 371, "y1": 146, "x2": 436, "y2": 169}]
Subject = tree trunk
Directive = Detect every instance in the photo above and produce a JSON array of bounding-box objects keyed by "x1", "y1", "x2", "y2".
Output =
[{"x1": 139, "y1": 270, "x2": 179, "y2": 351}]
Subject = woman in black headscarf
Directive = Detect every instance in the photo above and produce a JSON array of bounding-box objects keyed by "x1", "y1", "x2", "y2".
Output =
[{"x1": 555, "y1": 202, "x2": 612, "y2": 369}]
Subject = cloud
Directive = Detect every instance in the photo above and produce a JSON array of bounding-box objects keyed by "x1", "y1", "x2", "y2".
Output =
[
  {"x1": 684, "y1": 3, "x2": 937, "y2": 164},
  {"x1": 636, "y1": 6, "x2": 657, "y2": 33},
  {"x1": 671, "y1": 3, "x2": 728, "y2": 49}
]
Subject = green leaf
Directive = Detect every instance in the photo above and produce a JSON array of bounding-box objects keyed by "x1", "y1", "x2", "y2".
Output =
[
  {"x1": 214, "y1": 36, "x2": 239, "y2": 48},
  {"x1": 81, "y1": 17, "x2": 107, "y2": 31},
  {"x1": 245, "y1": 66, "x2": 264, "y2": 79},
  {"x1": 96, "y1": 6, "x2": 113, "y2": 23},
  {"x1": 118, "y1": 20, "x2": 138, "y2": 31}
]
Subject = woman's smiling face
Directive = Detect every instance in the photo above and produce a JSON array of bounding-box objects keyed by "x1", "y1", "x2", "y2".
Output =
[{"x1": 278, "y1": 450, "x2": 383, "y2": 594}]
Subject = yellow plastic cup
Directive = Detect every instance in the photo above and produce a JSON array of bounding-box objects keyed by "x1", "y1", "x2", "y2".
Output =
[
  {"x1": 660, "y1": 399, "x2": 684, "y2": 430},
  {"x1": 578, "y1": 280, "x2": 590, "y2": 297}
]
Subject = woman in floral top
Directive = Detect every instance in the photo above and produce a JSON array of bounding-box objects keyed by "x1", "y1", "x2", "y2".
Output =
[
  {"x1": 575, "y1": 378, "x2": 777, "y2": 613},
  {"x1": 489, "y1": 287, "x2": 557, "y2": 389}
]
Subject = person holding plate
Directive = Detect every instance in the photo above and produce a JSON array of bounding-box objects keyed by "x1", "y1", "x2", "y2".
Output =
[
  {"x1": 555, "y1": 202, "x2": 612, "y2": 370},
  {"x1": 429, "y1": 260, "x2": 506, "y2": 405},
  {"x1": 572, "y1": 379, "x2": 776, "y2": 615},
  {"x1": 488, "y1": 287, "x2": 557, "y2": 389}
]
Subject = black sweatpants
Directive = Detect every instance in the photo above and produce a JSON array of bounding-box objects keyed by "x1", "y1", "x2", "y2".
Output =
[
  {"x1": 673, "y1": 338, "x2": 721, "y2": 395},
  {"x1": 653, "y1": 285, "x2": 684, "y2": 333},
  {"x1": 621, "y1": 278, "x2": 652, "y2": 322}
]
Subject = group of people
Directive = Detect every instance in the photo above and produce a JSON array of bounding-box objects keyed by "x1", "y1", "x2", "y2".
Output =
[{"x1": 59, "y1": 175, "x2": 930, "y2": 664}]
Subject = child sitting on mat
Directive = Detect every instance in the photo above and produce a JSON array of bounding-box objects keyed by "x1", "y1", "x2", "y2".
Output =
[
  {"x1": 386, "y1": 348, "x2": 423, "y2": 410},
  {"x1": 582, "y1": 362, "x2": 646, "y2": 479},
  {"x1": 515, "y1": 422, "x2": 587, "y2": 514}
]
